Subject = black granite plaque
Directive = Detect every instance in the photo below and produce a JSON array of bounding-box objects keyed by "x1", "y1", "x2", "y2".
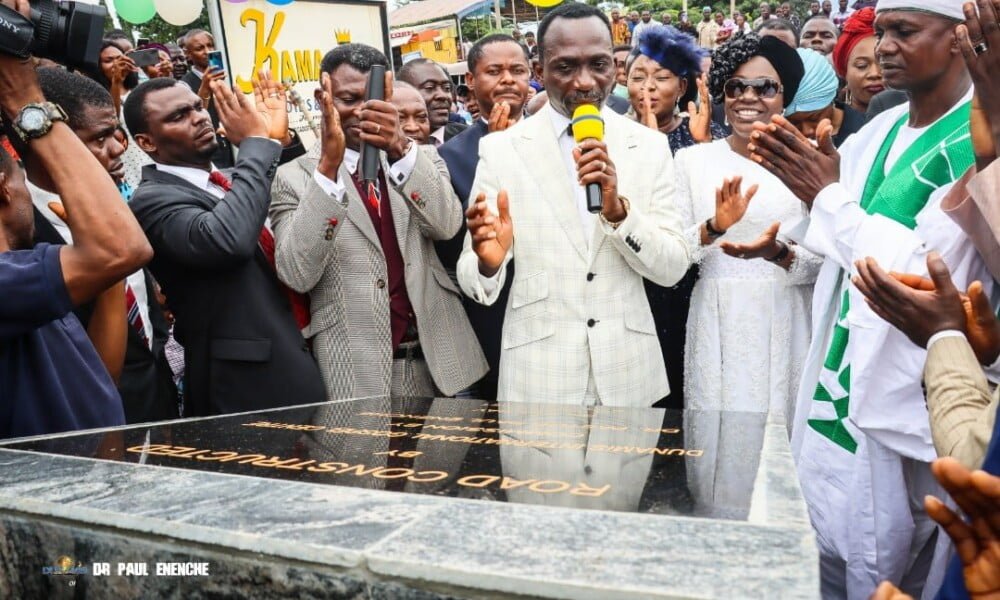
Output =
[{"x1": 3, "y1": 398, "x2": 767, "y2": 519}]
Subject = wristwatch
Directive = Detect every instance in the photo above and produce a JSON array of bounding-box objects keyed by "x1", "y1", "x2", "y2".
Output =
[{"x1": 12, "y1": 102, "x2": 68, "y2": 143}]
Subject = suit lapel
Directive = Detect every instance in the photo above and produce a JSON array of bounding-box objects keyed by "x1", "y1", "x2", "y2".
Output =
[
  {"x1": 514, "y1": 105, "x2": 587, "y2": 262},
  {"x1": 298, "y1": 145, "x2": 383, "y2": 255},
  {"x1": 382, "y1": 154, "x2": 410, "y2": 260}
]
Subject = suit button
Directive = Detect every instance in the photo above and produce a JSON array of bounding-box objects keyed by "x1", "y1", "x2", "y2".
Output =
[
  {"x1": 587, "y1": 319, "x2": 596, "y2": 327},
  {"x1": 376, "y1": 279, "x2": 386, "y2": 289},
  {"x1": 586, "y1": 272, "x2": 595, "y2": 282},
  {"x1": 301, "y1": 343, "x2": 309, "y2": 352}
]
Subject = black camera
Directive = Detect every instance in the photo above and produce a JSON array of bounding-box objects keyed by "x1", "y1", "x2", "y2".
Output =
[{"x1": 0, "y1": 0, "x2": 106, "y2": 70}]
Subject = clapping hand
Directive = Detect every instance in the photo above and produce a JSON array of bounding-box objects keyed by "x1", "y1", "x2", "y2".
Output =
[
  {"x1": 315, "y1": 72, "x2": 346, "y2": 182},
  {"x1": 711, "y1": 175, "x2": 759, "y2": 233},
  {"x1": 871, "y1": 459, "x2": 1000, "y2": 600},
  {"x1": 748, "y1": 115, "x2": 839, "y2": 207},
  {"x1": 720, "y1": 222, "x2": 782, "y2": 260},
  {"x1": 358, "y1": 70, "x2": 410, "y2": 162},
  {"x1": 467, "y1": 191, "x2": 513, "y2": 276},
  {"x1": 210, "y1": 77, "x2": 268, "y2": 148},
  {"x1": 251, "y1": 69, "x2": 291, "y2": 145},
  {"x1": 687, "y1": 74, "x2": 713, "y2": 143},
  {"x1": 852, "y1": 253, "x2": 968, "y2": 350},
  {"x1": 926, "y1": 458, "x2": 1000, "y2": 599}
]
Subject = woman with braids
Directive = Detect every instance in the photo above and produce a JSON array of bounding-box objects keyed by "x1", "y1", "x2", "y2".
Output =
[
  {"x1": 625, "y1": 25, "x2": 727, "y2": 409},
  {"x1": 673, "y1": 33, "x2": 822, "y2": 420}
]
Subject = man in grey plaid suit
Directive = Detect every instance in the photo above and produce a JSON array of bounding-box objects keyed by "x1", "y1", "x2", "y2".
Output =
[
  {"x1": 270, "y1": 45, "x2": 487, "y2": 400},
  {"x1": 458, "y1": 4, "x2": 691, "y2": 407}
]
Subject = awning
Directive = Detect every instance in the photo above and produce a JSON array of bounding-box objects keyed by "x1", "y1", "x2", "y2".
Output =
[{"x1": 389, "y1": 0, "x2": 493, "y2": 27}]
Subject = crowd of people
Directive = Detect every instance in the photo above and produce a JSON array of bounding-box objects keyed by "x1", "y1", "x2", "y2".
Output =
[{"x1": 1, "y1": 0, "x2": 999, "y2": 596}]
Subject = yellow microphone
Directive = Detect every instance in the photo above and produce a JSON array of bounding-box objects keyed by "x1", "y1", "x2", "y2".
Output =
[{"x1": 571, "y1": 104, "x2": 605, "y2": 213}]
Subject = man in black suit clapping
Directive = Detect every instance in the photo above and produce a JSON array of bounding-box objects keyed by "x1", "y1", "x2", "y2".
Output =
[
  {"x1": 437, "y1": 34, "x2": 531, "y2": 400},
  {"x1": 124, "y1": 73, "x2": 325, "y2": 416}
]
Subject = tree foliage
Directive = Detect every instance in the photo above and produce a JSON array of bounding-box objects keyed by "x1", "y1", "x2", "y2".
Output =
[{"x1": 104, "y1": 10, "x2": 211, "y2": 46}]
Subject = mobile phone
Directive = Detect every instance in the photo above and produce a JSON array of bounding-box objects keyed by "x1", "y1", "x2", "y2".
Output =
[
  {"x1": 136, "y1": 38, "x2": 150, "y2": 48},
  {"x1": 128, "y1": 48, "x2": 161, "y2": 68},
  {"x1": 207, "y1": 50, "x2": 225, "y2": 73}
]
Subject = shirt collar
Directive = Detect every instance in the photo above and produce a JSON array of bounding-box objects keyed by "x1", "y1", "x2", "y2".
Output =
[
  {"x1": 430, "y1": 127, "x2": 446, "y2": 144},
  {"x1": 343, "y1": 147, "x2": 361, "y2": 175},
  {"x1": 548, "y1": 104, "x2": 613, "y2": 140},
  {"x1": 153, "y1": 161, "x2": 217, "y2": 191}
]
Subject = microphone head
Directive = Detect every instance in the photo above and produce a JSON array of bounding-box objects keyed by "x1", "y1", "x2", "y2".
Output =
[{"x1": 571, "y1": 104, "x2": 604, "y2": 143}]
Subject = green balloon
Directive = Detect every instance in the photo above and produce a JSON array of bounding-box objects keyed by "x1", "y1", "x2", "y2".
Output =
[{"x1": 115, "y1": 0, "x2": 157, "y2": 24}]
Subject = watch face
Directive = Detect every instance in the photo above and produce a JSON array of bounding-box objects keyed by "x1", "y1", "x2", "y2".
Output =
[{"x1": 19, "y1": 107, "x2": 47, "y2": 132}]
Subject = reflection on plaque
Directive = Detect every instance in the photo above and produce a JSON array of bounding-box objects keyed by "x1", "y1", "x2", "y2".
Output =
[{"x1": 3, "y1": 398, "x2": 767, "y2": 520}]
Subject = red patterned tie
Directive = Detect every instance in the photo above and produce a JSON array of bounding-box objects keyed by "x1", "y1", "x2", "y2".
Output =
[
  {"x1": 209, "y1": 171, "x2": 311, "y2": 329},
  {"x1": 125, "y1": 284, "x2": 150, "y2": 349}
]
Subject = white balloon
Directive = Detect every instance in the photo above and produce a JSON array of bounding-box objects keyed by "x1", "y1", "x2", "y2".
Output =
[{"x1": 153, "y1": 0, "x2": 204, "y2": 26}]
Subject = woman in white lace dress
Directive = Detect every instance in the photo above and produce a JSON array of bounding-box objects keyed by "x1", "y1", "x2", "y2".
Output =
[{"x1": 674, "y1": 33, "x2": 822, "y2": 422}]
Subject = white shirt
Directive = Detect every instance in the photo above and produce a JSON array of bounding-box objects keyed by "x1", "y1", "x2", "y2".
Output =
[
  {"x1": 548, "y1": 107, "x2": 600, "y2": 245},
  {"x1": 153, "y1": 162, "x2": 224, "y2": 198},
  {"x1": 28, "y1": 181, "x2": 153, "y2": 347},
  {"x1": 430, "y1": 126, "x2": 446, "y2": 146},
  {"x1": 478, "y1": 106, "x2": 607, "y2": 291},
  {"x1": 311, "y1": 142, "x2": 419, "y2": 200}
]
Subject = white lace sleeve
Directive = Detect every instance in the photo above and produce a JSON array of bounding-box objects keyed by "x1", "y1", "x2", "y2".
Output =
[
  {"x1": 674, "y1": 147, "x2": 709, "y2": 264},
  {"x1": 785, "y1": 240, "x2": 823, "y2": 286}
]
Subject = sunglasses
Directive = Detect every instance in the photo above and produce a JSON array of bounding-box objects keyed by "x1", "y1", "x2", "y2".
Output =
[{"x1": 723, "y1": 77, "x2": 783, "y2": 100}]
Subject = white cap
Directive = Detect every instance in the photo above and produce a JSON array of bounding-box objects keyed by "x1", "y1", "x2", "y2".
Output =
[{"x1": 875, "y1": 0, "x2": 964, "y2": 21}]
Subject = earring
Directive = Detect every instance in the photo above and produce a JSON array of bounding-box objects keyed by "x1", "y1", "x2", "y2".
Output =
[{"x1": 845, "y1": 89, "x2": 853, "y2": 106}]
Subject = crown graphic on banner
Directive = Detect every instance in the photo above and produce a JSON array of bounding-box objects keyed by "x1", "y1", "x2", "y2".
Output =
[{"x1": 335, "y1": 29, "x2": 352, "y2": 44}]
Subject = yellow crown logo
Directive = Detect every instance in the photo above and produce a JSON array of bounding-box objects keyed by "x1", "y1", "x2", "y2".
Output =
[{"x1": 335, "y1": 29, "x2": 351, "y2": 44}]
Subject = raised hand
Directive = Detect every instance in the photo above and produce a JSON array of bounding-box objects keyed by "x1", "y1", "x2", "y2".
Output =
[
  {"x1": 957, "y1": 1, "x2": 1000, "y2": 169},
  {"x1": 358, "y1": 70, "x2": 409, "y2": 162},
  {"x1": 748, "y1": 115, "x2": 840, "y2": 206},
  {"x1": 719, "y1": 222, "x2": 782, "y2": 260},
  {"x1": 315, "y1": 72, "x2": 346, "y2": 182},
  {"x1": 251, "y1": 69, "x2": 291, "y2": 144},
  {"x1": 111, "y1": 55, "x2": 138, "y2": 87},
  {"x1": 852, "y1": 252, "x2": 967, "y2": 349},
  {"x1": 641, "y1": 91, "x2": 657, "y2": 130},
  {"x1": 687, "y1": 74, "x2": 712, "y2": 143},
  {"x1": 925, "y1": 458, "x2": 1000, "y2": 598},
  {"x1": 467, "y1": 191, "x2": 513, "y2": 276},
  {"x1": 889, "y1": 269, "x2": 1000, "y2": 365},
  {"x1": 0, "y1": 0, "x2": 44, "y2": 117},
  {"x1": 211, "y1": 78, "x2": 268, "y2": 148},
  {"x1": 197, "y1": 66, "x2": 227, "y2": 103},
  {"x1": 712, "y1": 175, "x2": 759, "y2": 232},
  {"x1": 488, "y1": 100, "x2": 515, "y2": 133}
]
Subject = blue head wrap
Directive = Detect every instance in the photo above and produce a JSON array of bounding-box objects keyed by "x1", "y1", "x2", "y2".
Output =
[
  {"x1": 632, "y1": 25, "x2": 707, "y2": 79},
  {"x1": 785, "y1": 48, "x2": 839, "y2": 115}
]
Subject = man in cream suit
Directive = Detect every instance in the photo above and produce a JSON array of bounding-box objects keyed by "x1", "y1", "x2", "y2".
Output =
[
  {"x1": 270, "y1": 44, "x2": 487, "y2": 399},
  {"x1": 457, "y1": 3, "x2": 690, "y2": 407}
]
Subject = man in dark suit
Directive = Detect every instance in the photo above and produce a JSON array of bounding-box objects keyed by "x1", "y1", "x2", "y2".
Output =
[
  {"x1": 25, "y1": 67, "x2": 178, "y2": 424},
  {"x1": 437, "y1": 34, "x2": 531, "y2": 400},
  {"x1": 179, "y1": 29, "x2": 233, "y2": 168},
  {"x1": 397, "y1": 58, "x2": 467, "y2": 146},
  {"x1": 123, "y1": 74, "x2": 325, "y2": 417}
]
